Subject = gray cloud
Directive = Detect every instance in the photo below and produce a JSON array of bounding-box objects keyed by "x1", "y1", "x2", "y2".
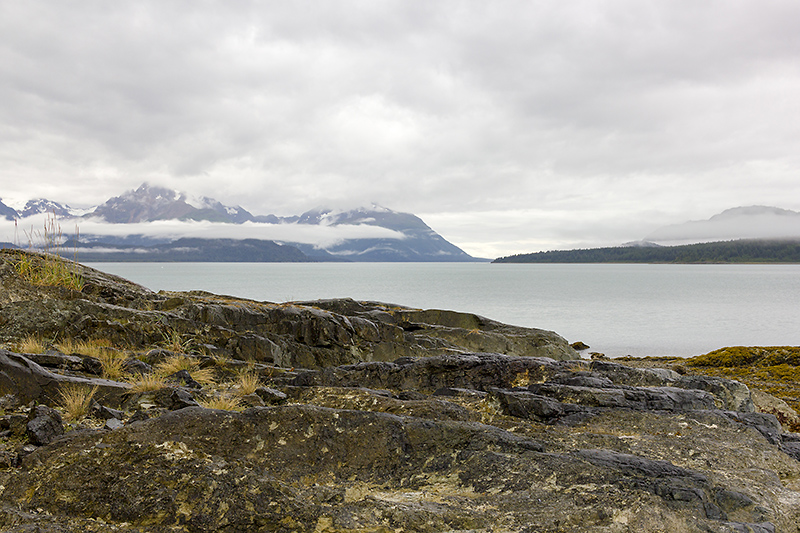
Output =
[{"x1": 2, "y1": 1, "x2": 800, "y2": 257}]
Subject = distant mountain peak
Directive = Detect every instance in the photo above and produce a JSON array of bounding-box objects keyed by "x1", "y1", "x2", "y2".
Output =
[
  {"x1": 90, "y1": 183, "x2": 253, "y2": 224},
  {"x1": 621, "y1": 240, "x2": 662, "y2": 248},
  {"x1": 646, "y1": 205, "x2": 800, "y2": 244},
  {"x1": 709, "y1": 205, "x2": 799, "y2": 220},
  {"x1": 20, "y1": 198, "x2": 74, "y2": 218},
  {"x1": 0, "y1": 199, "x2": 19, "y2": 221}
]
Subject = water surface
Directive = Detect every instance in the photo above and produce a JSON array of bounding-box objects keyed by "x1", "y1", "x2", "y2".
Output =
[{"x1": 86, "y1": 262, "x2": 800, "y2": 358}]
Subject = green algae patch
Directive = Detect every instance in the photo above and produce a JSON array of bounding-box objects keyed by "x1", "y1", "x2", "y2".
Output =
[
  {"x1": 687, "y1": 346, "x2": 800, "y2": 368},
  {"x1": 684, "y1": 346, "x2": 800, "y2": 427}
]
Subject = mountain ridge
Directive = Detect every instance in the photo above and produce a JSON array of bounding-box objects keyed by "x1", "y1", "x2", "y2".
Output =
[
  {"x1": 646, "y1": 205, "x2": 800, "y2": 244},
  {"x1": 2, "y1": 183, "x2": 478, "y2": 262}
]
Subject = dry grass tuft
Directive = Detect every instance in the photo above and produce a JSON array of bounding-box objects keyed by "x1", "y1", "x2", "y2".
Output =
[
  {"x1": 211, "y1": 353, "x2": 232, "y2": 367},
  {"x1": 128, "y1": 373, "x2": 168, "y2": 392},
  {"x1": 155, "y1": 354, "x2": 198, "y2": 376},
  {"x1": 160, "y1": 327, "x2": 190, "y2": 354},
  {"x1": 54, "y1": 338, "x2": 126, "y2": 380},
  {"x1": 232, "y1": 369, "x2": 261, "y2": 397},
  {"x1": 55, "y1": 338, "x2": 112, "y2": 358},
  {"x1": 198, "y1": 395, "x2": 243, "y2": 412},
  {"x1": 190, "y1": 367, "x2": 218, "y2": 386},
  {"x1": 152, "y1": 354, "x2": 217, "y2": 386},
  {"x1": 58, "y1": 384, "x2": 98, "y2": 422},
  {"x1": 14, "y1": 213, "x2": 84, "y2": 291},
  {"x1": 98, "y1": 353, "x2": 127, "y2": 381},
  {"x1": 17, "y1": 334, "x2": 46, "y2": 354}
]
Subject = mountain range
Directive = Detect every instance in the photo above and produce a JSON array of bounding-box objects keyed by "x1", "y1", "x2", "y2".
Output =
[{"x1": 0, "y1": 183, "x2": 479, "y2": 262}]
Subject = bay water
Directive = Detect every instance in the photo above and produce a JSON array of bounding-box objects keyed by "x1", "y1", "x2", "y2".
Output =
[{"x1": 86, "y1": 262, "x2": 800, "y2": 358}]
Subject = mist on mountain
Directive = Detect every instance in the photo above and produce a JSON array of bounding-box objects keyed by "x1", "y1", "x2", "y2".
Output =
[{"x1": 645, "y1": 206, "x2": 800, "y2": 245}]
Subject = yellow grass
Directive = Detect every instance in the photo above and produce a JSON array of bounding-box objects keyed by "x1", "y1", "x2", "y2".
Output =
[
  {"x1": 198, "y1": 395, "x2": 243, "y2": 411},
  {"x1": 14, "y1": 213, "x2": 84, "y2": 291},
  {"x1": 189, "y1": 367, "x2": 218, "y2": 386},
  {"x1": 128, "y1": 373, "x2": 168, "y2": 392},
  {"x1": 152, "y1": 355, "x2": 218, "y2": 386},
  {"x1": 54, "y1": 338, "x2": 127, "y2": 380},
  {"x1": 160, "y1": 327, "x2": 190, "y2": 353},
  {"x1": 58, "y1": 384, "x2": 98, "y2": 422},
  {"x1": 155, "y1": 354, "x2": 198, "y2": 376},
  {"x1": 232, "y1": 370, "x2": 261, "y2": 397},
  {"x1": 17, "y1": 334, "x2": 46, "y2": 354},
  {"x1": 55, "y1": 338, "x2": 111, "y2": 358},
  {"x1": 98, "y1": 353, "x2": 127, "y2": 381}
]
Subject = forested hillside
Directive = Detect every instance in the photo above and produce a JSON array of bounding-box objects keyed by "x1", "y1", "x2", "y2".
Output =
[{"x1": 494, "y1": 239, "x2": 800, "y2": 263}]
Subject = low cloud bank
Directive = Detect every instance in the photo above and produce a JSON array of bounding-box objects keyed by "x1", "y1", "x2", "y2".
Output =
[
  {"x1": 1, "y1": 215, "x2": 406, "y2": 249},
  {"x1": 646, "y1": 209, "x2": 800, "y2": 244}
]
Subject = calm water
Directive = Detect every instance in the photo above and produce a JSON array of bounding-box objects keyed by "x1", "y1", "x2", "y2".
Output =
[{"x1": 86, "y1": 262, "x2": 800, "y2": 358}]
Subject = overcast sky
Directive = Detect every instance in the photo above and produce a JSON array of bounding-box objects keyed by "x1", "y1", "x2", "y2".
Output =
[{"x1": 2, "y1": 1, "x2": 799, "y2": 258}]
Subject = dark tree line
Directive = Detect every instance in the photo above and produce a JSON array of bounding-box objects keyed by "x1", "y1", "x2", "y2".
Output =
[{"x1": 493, "y1": 239, "x2": 800, "y2": 264}]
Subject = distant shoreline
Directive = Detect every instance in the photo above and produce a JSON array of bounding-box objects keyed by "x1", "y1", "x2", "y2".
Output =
[{"x1": 494, "y1": 238, "x2": 800, "y2": 264}]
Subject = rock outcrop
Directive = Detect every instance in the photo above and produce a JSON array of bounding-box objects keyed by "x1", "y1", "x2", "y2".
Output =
[
  {"x1": 0, "y1": 249, "x2": 578, "y2": 368},
  {"x1": 0, "y1": 249, "x2": 799, "y2": 531},
  {"x1": 0, "y1": 353, "x2": 798, "y2": 531}
]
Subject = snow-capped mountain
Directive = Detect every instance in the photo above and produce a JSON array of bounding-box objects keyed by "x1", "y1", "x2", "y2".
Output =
[
  {"x1": 645, "y1": 206, "x2": 800, "y2": 244},
  {"x1": 291, "y1": 205, "x2": 474, "y2": 261},
  {"x1": 91, "y1": 183, "x2": 254, "y2": 224},
  {"x1": 2, "y1": 183, "x2": 478, "y2": 262},
  {"x1": 18, "y1": 199, "x2": 75, "y2": 218},
  {"x1": 1, "y1": 197, "x2": 94, "y2": 220}
]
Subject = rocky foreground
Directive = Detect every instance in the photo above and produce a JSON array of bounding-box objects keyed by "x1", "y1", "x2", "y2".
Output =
[{"x1": 0, "y1": 249, "x2": 799, "y2": 532}]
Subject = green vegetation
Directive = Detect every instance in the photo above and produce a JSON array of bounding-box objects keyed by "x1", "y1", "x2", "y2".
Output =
[
  {"x1": 15, "y1": 251, "x2": 84, "y2": 290},
  {"x1": 494, "y1": 239, "x2": 800, "y2": 264},
  {"x1": 687, "y1": 346, "x2": 800, "y2": 368},
  {"x1": 685, "y1": 346, "x2": 800, "y2": 426}
]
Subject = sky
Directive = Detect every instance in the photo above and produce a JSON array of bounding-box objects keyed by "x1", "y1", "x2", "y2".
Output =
[{"x1": 1, "y1": 1, "x2": 799, "y2": 258}]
